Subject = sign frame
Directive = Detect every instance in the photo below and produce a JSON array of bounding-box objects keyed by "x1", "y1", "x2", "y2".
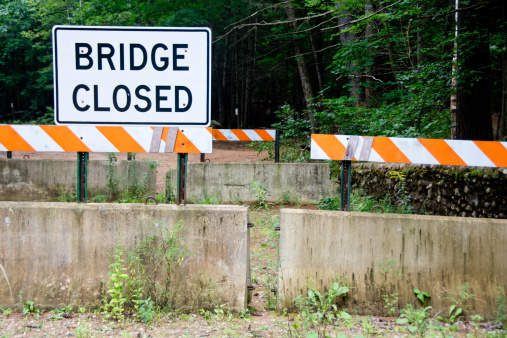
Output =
[{"x1": 52, "y1": 25, "x2": 211, "y2": 127}]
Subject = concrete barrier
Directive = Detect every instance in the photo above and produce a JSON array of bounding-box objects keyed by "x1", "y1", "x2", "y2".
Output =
[
  {"x1": 0, "y1": 159, "x2": 156, "y2": 201},
  {"x1": 0, "y1": 202, "x2": 249, "y2": 311},
  {"x1": 278, "y1": 209, "x2": 507, "y2": 317},
  {"x1": 166, "y1": 163, "x2": 334, "y2": 204}
]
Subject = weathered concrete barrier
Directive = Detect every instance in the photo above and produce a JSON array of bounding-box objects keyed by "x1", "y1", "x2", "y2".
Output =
[
  {"x1": 278, "y1": 209, "x2": 507, "y2": 317},
  {"x1": 0, "y1": 159, "x2": 156, "y2": 201},
  {"x1": 166, "y1": 163, "x2": 334, "y2": 204},
  {"x1": 0, "y1": 202, "x2": 249, "y2": 311}
]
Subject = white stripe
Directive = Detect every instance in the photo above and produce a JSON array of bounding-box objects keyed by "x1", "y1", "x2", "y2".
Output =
[
  {"x1": 266, "y1": 130, "x2": 276, "y2": 139},
  {"x1": 446, "y1": 140, "x2": 495, "y2": 167},
  {"x1": 122, "y1": 127, "x2": 151, "y2": 152},
  {"x1": 219, "y1": 130, "x2": 240, "y2": 141},
  {"x1": 68, "y1": 126, "x2": 119, "y2": 152},
  {"x1": 243, "y1": 130, "x2": 260, "y2": 141},
  {"x1": 11, "y1": 125, "x2": 64, "y2": 152},
  {"x1": 391, "y1": 137, "x2": 439, "y2": 165},
  {"x1": 310, "y1": 138, "x2": 330, "y2": 160},
  {"x1": 180, "y1": 128, "x2": 212, "y2": 153},
  {"x1": 0, "y1": 141, "x2": 7, "y2": 151}
]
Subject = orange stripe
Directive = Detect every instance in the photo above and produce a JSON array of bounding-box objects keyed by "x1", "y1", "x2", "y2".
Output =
[
  {"x1": 254, "y1": 130, "x2": 275, "y2": 141},
  {"x1": 473, "y1": 141, "x2": 507, "y2": 167},
  {"x1": 206, "y1": 127, "x2": 212, "y2": 134},
  {"x1": 40, "y1": 125, "x2": 91, "y2": 152},
  {"x1": 161, "y1": 127, "x2": 169, "y2": 141},
  {"x1": 417, "y1": 138, "x2": 466, "y2": 166},
  {"x1": 0, "y1": 125, "x2": 35, "y2": 151},
  {"x1": 312, "y1": 134, "x2": 347, "y2": 160},
  {"x1": 372, "y1": 137, "x2": 411, "y2": 163},
  {"x1": 174, "y1": 131, "x2": 201, "y2": 153},
  {"x1": 231, "y1": 129, "x2": 250, "y2": 141},
  {"x1": 96, "y1": 126, "x2": 145, "y2": 153},
  {"x1": 212, "y1": 129, "x2": 228, "y2": 141}
]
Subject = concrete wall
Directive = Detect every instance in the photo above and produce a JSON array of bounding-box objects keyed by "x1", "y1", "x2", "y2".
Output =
[
  {"x1": 278, "y1": 209, "x2": 507, "y2": 318},
  {"x1": 0, "y1": 159, "x2": 156, "y2": 201},
  {"x1": 166, "y1": 163, "x2": 334, "y2": 204},
  {"x1": 0, "y1": 202, "x2": 249, "y2": 311}
]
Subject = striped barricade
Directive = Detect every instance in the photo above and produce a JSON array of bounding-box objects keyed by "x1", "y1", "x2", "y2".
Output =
[
  {"x1": 311, "y1": 134, "x2": 507, "y2": 168},
  {"x1": 311, "y1": 134, "x2": 507, "y2": 211},
  {"x1": 212, "y1": 129, "x2": 279, "y2": 162},
  {"x1": 212, "y1": 129, "x2": 276, "y2": 142},
  {"x1": 0, "y1": 125, "x2": 212, "y2": 153}
]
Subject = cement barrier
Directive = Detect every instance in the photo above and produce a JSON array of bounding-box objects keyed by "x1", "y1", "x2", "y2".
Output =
[
  {"x1": 166, "y1": 163, "x2": 334, "y2": 204},
  {"x1": 0, "y1": 202, "x2": 250, "y2": 311},
  {"x1": 0, "y1": 159, "x2": 156, "y2": 201},
  {"x1": 278, "y1": 209, "x2": 507, "y2": 318}
]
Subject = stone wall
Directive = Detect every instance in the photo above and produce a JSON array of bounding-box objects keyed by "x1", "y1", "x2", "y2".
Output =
[{"x1": 351, "y1": 163, "x2": 507, "y2": 218}]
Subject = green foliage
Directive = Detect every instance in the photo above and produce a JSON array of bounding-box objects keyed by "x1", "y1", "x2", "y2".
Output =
[
  {"x1": 250, "y1": 179, "x2": 271, "y2": 210},
  {"x1": 495, "y1": 287, "x2": 507, "y2": 325},
  {"x1": 106, "y1": 153, "x2": 119, "y2": 197},
  {"x1": 22, "y1": 300, "x2": 38, "y2": 315},
  {"x1": 101, "y1": 234, "x2": 131, "y2": 321},
  {"x1": 317, "y1": 189, "x2": 412, "y2": 215},
  {"x1": 101, "y1": 221, "x2": 192, "y2": 321},
  {"x1": 135, "y1": 298, "x2": 156, "y2": 324},
  {"x1": 414, "y1": 288, "x2": 431, "y2": 306},
  {"x1": 397, "y1": 304, "x2": 432, "y2": 336},
  {"x1": 317, "y1": 196, "x2": 340, "y2": 211},
  {"x1": 437, "y1": 283, "x2": 476, "y2": 323},
  {"x1": 128, "y1": 220, "x2": 192, "y2": 309},
  {"x1": 290, "y1": 279, "x2": 350, "y2": 337},
  {"x1": 390, "y1": 171, "x2": 413, "y2": 213}
]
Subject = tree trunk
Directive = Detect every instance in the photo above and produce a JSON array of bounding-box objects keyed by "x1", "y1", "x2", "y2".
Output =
[
  {"x1": 309, "y1": 16, "x2": 324, "y2": 95},
  {"x1": 455, "y1": 0, "x2": 493, "y2": 140},
  {"x1": 496, "y1": 1, "x2": 507, "y2": 140},
  {"x1": 337, "y1": 3, "x2": 362, "y2": 105},
  {"x1": 284, "y1": 2, "x2": 316, "y2": 131},
  {"x1": 364, "y1": 0, "x2": 374, "y2": 106}
]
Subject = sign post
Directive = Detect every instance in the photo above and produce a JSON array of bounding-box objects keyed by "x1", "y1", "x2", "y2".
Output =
[{"x1": 52, "y1": 25, "x2": 212, "y2": 203}]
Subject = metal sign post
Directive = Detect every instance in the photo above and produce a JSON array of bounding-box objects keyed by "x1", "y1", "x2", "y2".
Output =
[
  {"x1": 77, "y1": 152, "x2": 88, "y2": 202},
  {"x1": 340, "y1": 161, "x2": 352, "y2": 211},
  {"x1": 176, "y1": 153, "x2": 188, "y2": 205}
]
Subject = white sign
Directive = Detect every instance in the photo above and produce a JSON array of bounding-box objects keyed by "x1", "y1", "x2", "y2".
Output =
[{"x1": 53, "y1": 26, "x2": 211, "y2": 126}]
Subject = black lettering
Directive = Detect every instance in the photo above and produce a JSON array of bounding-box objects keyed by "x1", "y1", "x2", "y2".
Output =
[
  {"x1": 112, "y1": 85, "x2": 131, "y2": 112},
  {"x1": 94, "y1": 85, "x2": 110, "y2": 111},
  {"x1": 173, "y1": 44, "x2": 189, "y2": 71},
  {"x1": 151, "y1": 43, "x2": 169, "y2": 71},
  {"x1": 75, "y1": 43, "x2": 93, "y2": 70},
  {"x1": 119, "y1": 43, "x2": 125, "y2": 70},
  {"x1": 98, "y1": 43, "x2": 115, "y2": 70},
  {"x1": 156, "y1": 86, "x2": 172, "y2": 112},
  {"x1": 72, "y1": 84, "x2": 90, "y2": 111},
  {"x1": 134, "y1": 85, "x2": 151, "y2": 112},
  {"x1": 175, "y1": 86, "x2": 192, "y2": 112},
  {"x1": 130, "y1": 44, "x2": 147, "y2": 70}
]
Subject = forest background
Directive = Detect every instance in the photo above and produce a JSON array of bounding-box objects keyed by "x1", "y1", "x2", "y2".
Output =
[{"x1": 0, "y1": 0, "x2": 505, "y2": 144}]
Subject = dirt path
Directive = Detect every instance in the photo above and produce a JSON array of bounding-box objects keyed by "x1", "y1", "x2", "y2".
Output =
[{"x1": 1, "y1": 141, "x2": 270, "y2": 193}]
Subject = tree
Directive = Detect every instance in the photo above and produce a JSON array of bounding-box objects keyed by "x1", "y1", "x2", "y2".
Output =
[{"x1": 455, "y1": 0, "x2": 493, "y2": 140}]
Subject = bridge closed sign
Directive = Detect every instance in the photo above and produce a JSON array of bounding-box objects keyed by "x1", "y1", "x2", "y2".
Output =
[{"x1": 52, "y1": 26, "x2": 211, "y2": 126}]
